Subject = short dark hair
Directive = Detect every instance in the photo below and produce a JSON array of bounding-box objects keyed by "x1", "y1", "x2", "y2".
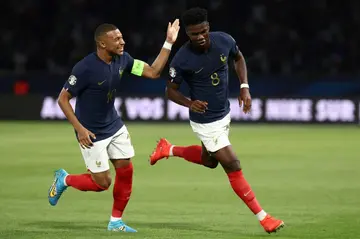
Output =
[
  {"x1": 181, "y1": 7, "x2": 208, "y2": 27},
  {"x1": 94, "y1": 23, "x2": 118, "y2": 42}
]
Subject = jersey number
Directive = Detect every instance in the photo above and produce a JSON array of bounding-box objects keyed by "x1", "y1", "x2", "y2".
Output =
[
  {"x1": 107, "y1": 89, "x2": 116, "y2": 103},
  {"x1": 211, "y1": 72, "x2": 220, "y2": 86}
]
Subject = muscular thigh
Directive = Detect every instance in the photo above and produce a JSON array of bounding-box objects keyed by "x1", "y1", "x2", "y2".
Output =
[
  {"x1": 110, "y1": 158, "x2": 131, "y2": 168},
  {"x1": 201, "y1": 142, "x2": 219, "y2": 168}
]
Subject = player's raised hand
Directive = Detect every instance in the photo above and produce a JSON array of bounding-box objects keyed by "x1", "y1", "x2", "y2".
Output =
[
  {"x1": 190, "y1": 100, "x2": 208, "y2": 114},
  {"x1": 239, "y1": 88, "x2": 252, "y2": 114},
  {"x1": 166, "y1": 19, "x2": 180, "y2": 44},
  {"x1": 77, "y1": 127, "x2": 96, "y2": 149}
]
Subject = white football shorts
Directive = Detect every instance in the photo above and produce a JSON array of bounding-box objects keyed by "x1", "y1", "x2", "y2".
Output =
[
  {"x1": 190, "y1": 113, "x2": 231, "y2": 153},
  {"x1": 79, "y1": 125, "x2": 135, "y2": 173}
]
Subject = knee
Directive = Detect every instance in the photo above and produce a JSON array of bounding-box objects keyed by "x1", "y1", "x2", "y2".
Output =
[
  {"x1": 94, "y1": 175, "x2": 112, "y2": 190},
  {"x1": 223, "y1": 159, "x2": 241, "y2": 173},
  {"x1": 204, "y1": 161, "x2": 219, "y2": 169},
  {"x1": 201, "y1": 152, "x2": 219, "y2": 169}
]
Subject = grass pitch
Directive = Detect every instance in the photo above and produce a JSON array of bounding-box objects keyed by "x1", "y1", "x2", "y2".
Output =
[{"x1": 0, "y1": 122, "x2": 359, "y2": 239}]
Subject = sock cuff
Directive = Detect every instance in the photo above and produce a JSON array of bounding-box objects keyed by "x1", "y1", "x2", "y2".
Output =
[
  {"x1": 169, "y1": 145, "x2": 175, "y2": 156},
  {"x1": 115, "y1": 162, "x2": 133, "y2": 173},
  {"x1": 64, "y1": 175, "x2": 69, "y2": 186},
  {"x1": 227, "y1": 170, "x2": 243, "y2": 178}
]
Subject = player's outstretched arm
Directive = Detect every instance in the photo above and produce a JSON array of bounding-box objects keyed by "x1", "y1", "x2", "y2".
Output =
[
  {"x1": 141, "y1": 19, "x2": 180, "y2": 79},
  {"x1": 58, "y1": 88, "x2": 96, "y2": 148},
  {"x1": 166, "y1": 81, "x2": 207, "y2": 113},
  {"x1": 233, "y1": 50, "x2": 252, "y2": 114}
]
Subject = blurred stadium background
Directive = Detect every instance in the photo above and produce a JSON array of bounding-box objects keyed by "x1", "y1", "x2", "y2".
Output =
[{"x1": 0, "y1": 1, "x2": 359, "y2": 239}]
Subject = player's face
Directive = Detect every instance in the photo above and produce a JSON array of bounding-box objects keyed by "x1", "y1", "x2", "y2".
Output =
[
  {"x1": 186, "y1": 22, "x2": 210, "y2": 49},
  {"x1": 104, "y1": 29, "x2": 125, "y2": 56}
]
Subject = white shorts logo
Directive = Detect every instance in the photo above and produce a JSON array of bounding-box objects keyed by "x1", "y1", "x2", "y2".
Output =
[
  {"x1": 68, "y1": 75, "x2": 77, "y2": 85},
  {"x1": 169, "y1": 67, "x2": 176, "y2": 78}
]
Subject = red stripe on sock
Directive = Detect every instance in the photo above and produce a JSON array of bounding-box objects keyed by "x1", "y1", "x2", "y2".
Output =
[
  {"x1": 227, "y1": 170, "x2": 262, "y2": 214},
  {"x1": 173, "y1": 145, "x2": 203, "y2": 165},
  {"x1": 112, "y1": 162, "x2": 133, "y2": 218}
]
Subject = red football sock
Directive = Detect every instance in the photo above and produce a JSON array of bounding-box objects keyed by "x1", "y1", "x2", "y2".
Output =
[
  {"x1": 66, "y1": 174, "x2": 106, "y2": 191},
  {"x1": 112, "y1": 162, "x2": 133, "y2": 218},
  {"x1": 172, "y1": 145, "x2": 203, "y2": 165},
  {"x1": 227, "y1": 170, "x2": 263, "y2": 214}
]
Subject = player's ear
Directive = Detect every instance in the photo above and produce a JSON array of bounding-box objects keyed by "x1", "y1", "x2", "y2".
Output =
[{"x1": 99, "y1": 40, "x2": 106, "y2": 49}]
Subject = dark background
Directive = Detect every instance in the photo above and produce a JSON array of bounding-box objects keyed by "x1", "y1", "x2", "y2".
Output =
[{"x1": 1, "y1": 0, "x2": 359, "y2": 98}]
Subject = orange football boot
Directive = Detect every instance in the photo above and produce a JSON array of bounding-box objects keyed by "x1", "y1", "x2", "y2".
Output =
[
  {"x1": 149, "y1": 138, "x2": 172, "y2": 165},
  {"x1": 260, "y1": 214, "x2": 285, "y2": 233}
]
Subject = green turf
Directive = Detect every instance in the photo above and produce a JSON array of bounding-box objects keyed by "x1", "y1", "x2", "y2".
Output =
[{"x1": 0, "y1": 122, "x2": 359, "y2": 239}]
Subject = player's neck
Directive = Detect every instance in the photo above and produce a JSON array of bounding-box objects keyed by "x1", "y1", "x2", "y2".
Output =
[
  {"x1": 190, "y1": 41, "x2": 211, "y2": 53},
  {"x1": 96, "y1": 49, "x2": 112, "y2": 64}
]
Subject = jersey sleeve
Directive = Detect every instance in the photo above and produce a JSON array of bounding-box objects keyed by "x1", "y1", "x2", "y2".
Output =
[
  {"x1": 123, "y1": 52, "x2": 135, "y2": 73},
  {"x1": 169, "y1": 57, "x2": 184, "y2": 85},
  {"x1": 63, "y1": 63, "x2": 89, "y2": 97},
  {"x1": 224, "y1": 33, "x2": 239, "y2": 58}
]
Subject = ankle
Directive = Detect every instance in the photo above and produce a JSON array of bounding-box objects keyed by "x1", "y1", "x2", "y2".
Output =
[{"x1": 169, "y1": 145, "x2": 175, "y2": 156}]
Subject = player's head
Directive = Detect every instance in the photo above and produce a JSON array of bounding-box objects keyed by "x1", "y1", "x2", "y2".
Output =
[
  {"x1": 94, "y1": 23, "x2": 125, "y2": 56},
  {"x1": 181, "y1": 7, "x2": 210, "y2": 49}
]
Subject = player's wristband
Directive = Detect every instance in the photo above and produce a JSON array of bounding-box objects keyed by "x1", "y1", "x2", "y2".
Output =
[
  {"x1": 163, "y1": 41, "x2": 173, "y2": 50},
  {"x1": 240, "y1": 83, "x2": 249, "y2": 89}
]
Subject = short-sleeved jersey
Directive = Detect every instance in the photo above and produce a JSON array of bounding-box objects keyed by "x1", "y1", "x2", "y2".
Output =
[
  {"x1": 63, "y1": 52, "x2": 134, "y2": 142},
  {"x1": 169, "y1": 32, "x2": 239, "y2": 123}
]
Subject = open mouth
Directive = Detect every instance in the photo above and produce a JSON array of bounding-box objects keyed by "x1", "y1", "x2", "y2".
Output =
[{"x1": 198, "y1": 40, "x2": 206, "y2": 46}]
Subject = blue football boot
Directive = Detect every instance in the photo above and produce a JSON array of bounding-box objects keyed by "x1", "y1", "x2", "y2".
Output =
[
  {"x1": 48, "y1": 169, "x2": 68, "y2": 206},
  {"x1": 107, "y1": 219, "x2": 137, "y2": 232}
]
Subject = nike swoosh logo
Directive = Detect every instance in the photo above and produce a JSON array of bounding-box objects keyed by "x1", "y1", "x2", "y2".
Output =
[
  {"x1": 49, "y1": 180, "x2": 57, "y2": 197},
  {"x1": 244, "y1": 190, "x2": 252, "y2": 197},
  {"x1": 195, "y1": 68, "x2": 203, "y2": 74},
  {"x1": 98, "y1": 80, "x2": 106, "y2": 85}
]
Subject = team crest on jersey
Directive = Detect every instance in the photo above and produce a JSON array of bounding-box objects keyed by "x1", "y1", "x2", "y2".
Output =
[
  {"x1": 169, "y1": 67, "x2": 176, "y2": 78},
  {"x1": 220, "y1": 54, "x2": 227, "y2": 63},
  {"x1": 119, "y1": 68, "x2": 124, "y2": 77},
  {"x1": 68, "y1": 75, "x2": 77, "y2": 85}
]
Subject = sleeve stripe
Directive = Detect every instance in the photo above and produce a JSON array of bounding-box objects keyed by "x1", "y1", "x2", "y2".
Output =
[{"x1": 131, "y1": 59, "x2": 145, "y2": 76}]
